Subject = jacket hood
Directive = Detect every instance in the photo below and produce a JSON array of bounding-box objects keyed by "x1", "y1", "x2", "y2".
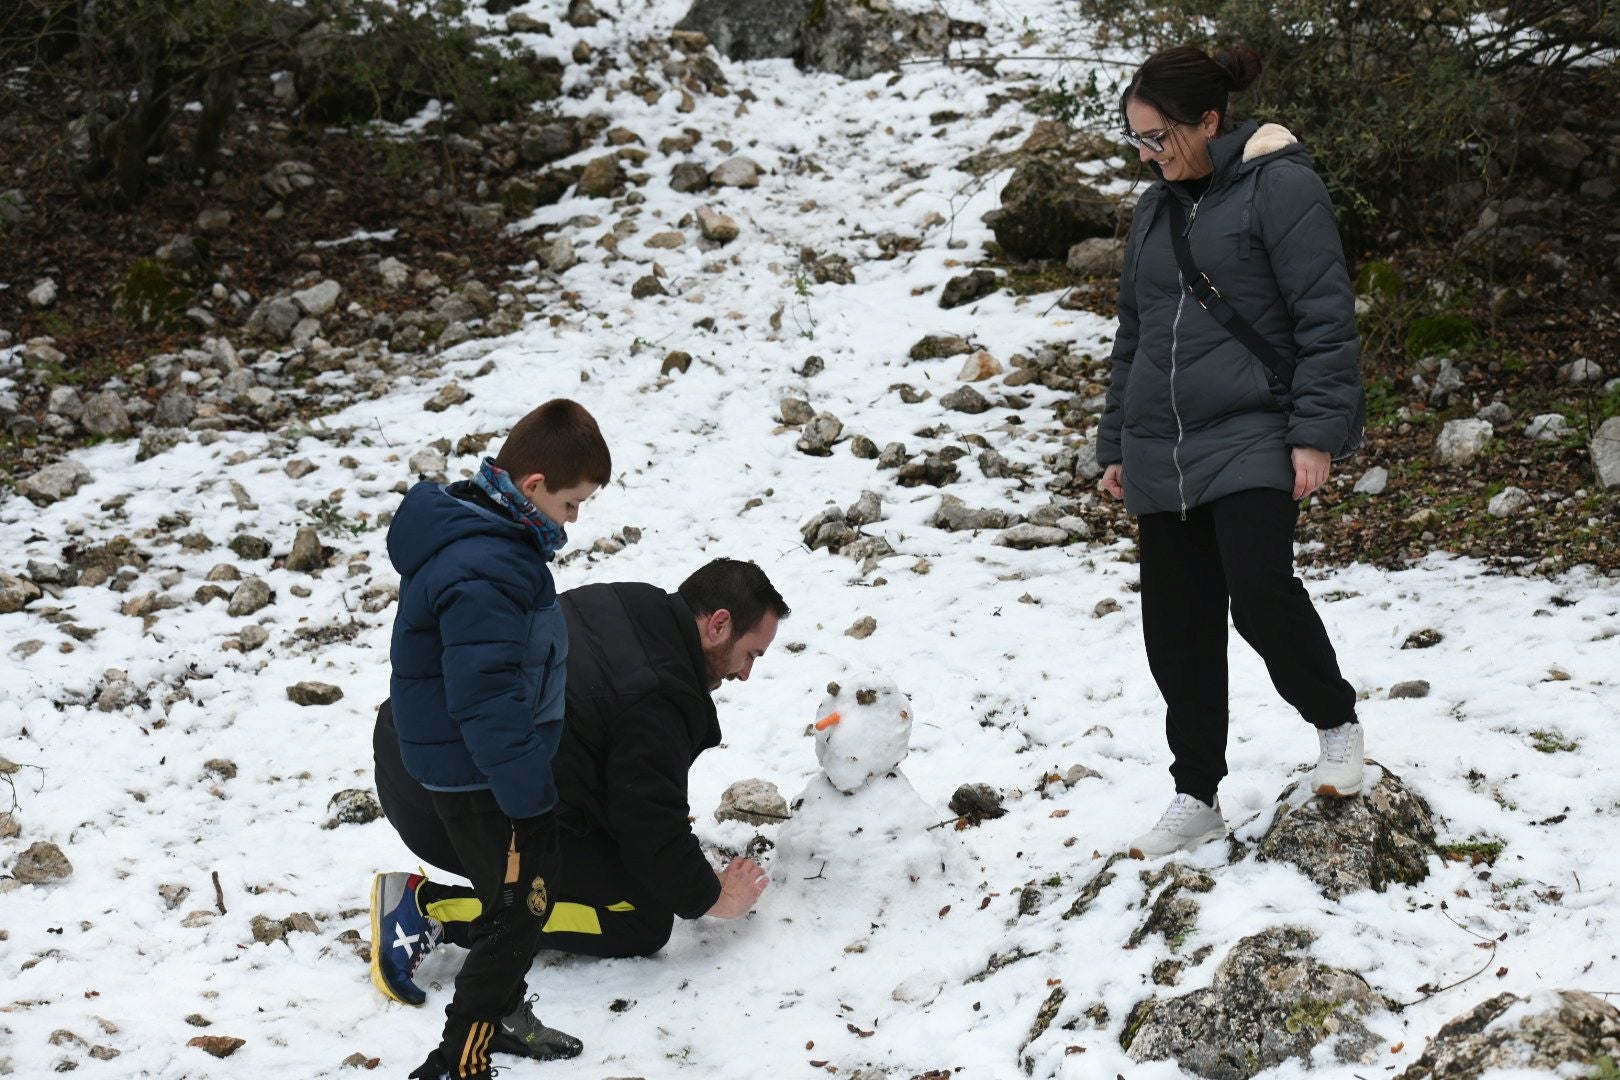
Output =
[
  {"x1": 387, "y1": 480, "x2": 532, "y2": 577},
  {"x1": 1152, "y1": 120, "x2": 1311, "y2": 195}
]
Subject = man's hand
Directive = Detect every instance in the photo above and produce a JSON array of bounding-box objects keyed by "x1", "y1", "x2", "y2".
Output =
[
  {"x1": 1291, "y1": 446, "x2": 1332, "y2": 500},
  {"x1": 1100, "y1": 463, "x2": 1125, "y2": 501},
  {"x1": 706, "y1": 856, "x2": 768, "y2": 918}
]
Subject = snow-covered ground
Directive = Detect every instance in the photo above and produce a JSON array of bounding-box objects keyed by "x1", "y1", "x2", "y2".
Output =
[{"x1": 3, "y1": 0, "x2": 1618, "y2": 1076}]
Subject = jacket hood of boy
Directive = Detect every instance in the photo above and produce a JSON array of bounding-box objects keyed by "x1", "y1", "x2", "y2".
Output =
[{"x1": 387, "y1": 481, "x2": 531, "y2": 577}]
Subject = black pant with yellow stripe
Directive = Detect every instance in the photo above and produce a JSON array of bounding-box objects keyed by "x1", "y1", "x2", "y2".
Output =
[
  {"x1": 387, "y1": 775, "x2": 676, "y2": 962},
  {"x1": 428, "y1": 790, "x2": 561, "y2": 1077}
]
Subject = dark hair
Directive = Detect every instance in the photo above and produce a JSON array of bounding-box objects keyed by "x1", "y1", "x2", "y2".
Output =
[
  {"x1": 1120, "y1": 45, "x2": 1262, "y2": 134},
  {"x1": 494, "y1": 398, "x2": 611, "y2": 492},
  {"x1": 679, "y1": 558, "x2": 790, "y2": 637}
]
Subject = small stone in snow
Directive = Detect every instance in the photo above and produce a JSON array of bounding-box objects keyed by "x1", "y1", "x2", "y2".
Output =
[
  {"x1": 845, "y1": 616, "x2": 877, "y2": 639},
  {"x1": 11, "y1": 840, "x2": 73, "y2": 884},
  {"x1": 188, "y1": 1035, "x2": 246, "y2": 1058},
  {"x1": 326, "y1": 789, "x2": 383, "y2": 827},
  {"x1": 425, "y1": 381, "x2": 470, "y2": 413},
  {"x1": 288, "y1": 681, "x2": 344, "y2": 706},
  {"x1": 1389, "y1": 680, "x2": 1430, "y2": 699},
  {"x1": 940, "y1": 385, "x2": 991, "y2": 414},
  {"x1": 1402, "y1": 628, "x2": 1443, "y2": 650},
  {"x1": 227, "y1": 577, "x2": 273, "y2": 617},
  {"x1": 1093, "y1": 598, "x2": 1122, "y2": 618}
]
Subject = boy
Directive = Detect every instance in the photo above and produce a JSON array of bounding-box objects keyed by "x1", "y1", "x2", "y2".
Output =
[{"x1": 378, "y1": 398, "x2": 609, "y2": 1080}]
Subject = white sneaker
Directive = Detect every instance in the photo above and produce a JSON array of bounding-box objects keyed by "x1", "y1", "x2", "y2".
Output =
[
  {"x1": 1309, "y1": 721, "x2": 1364, "y2": 796},
  {"x1": 1126, "y1": 793, "x2": 1227, "y2": 859}
]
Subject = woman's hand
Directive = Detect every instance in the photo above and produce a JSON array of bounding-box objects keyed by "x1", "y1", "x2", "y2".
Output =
[
  {"x1": 1100, "y1": 464, "x2": 1125, "y2": 501},
  {"x1": 1291, "y1": 447, "x2": 1331, "y2": 500}
]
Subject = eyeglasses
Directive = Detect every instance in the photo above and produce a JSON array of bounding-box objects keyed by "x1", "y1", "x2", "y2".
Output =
[{"x1": 1121, "y1": 123, "x2": 1180, "y2": 154}]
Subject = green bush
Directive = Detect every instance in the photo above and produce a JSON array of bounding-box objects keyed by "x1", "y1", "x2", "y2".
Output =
[{"x1": 1406, "y1": 315, "x2": 1478, "y2": 359}]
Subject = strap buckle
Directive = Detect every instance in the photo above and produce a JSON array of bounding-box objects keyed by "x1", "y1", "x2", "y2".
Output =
[{"x1": 1189, "y1": 272, "x2": 1222, "y2": 310}]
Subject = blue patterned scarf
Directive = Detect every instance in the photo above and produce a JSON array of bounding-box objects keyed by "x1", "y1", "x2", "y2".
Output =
[{"x1": 472, "y1": 457, "x2": 568, "y2": 560}]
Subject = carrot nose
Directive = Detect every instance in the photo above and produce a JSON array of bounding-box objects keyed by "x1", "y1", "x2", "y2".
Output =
[{"x1": 814, "y1": 712, "x2": 842, "y2": 731}]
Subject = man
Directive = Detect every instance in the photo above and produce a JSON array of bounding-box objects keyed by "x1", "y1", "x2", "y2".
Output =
[{"x1": 369, "y1": 558, "x2": 787, "y2": 1044}]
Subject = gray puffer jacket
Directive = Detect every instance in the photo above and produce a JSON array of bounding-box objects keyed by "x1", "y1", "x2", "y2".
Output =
[{"x1": 1096, "y1": 120, "x2": 1361, "y2": 517}]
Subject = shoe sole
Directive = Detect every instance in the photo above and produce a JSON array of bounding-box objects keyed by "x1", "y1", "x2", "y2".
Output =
[
  {"x1": 491, "y1": 1035, "x2": 583, "y2": 1062},
  {"x1": 368, "y1": 873, "x2": 424, "y2": 1007},
  {"x1": 1127, "y1": 826, "x2": 1227, "y2": 861}
]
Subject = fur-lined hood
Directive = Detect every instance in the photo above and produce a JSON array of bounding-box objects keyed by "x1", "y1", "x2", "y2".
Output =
[{"x1": 1242, "y1": 122, "x2": 1297, "y2": 162}]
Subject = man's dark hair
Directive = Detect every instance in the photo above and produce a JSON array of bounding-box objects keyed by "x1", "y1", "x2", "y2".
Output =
[
  {"x1": 679, "y1": 558, "x2": 790, "y2": 637},
  {"x1": 1120, "y1": 45, "x2": 1262, "y2": 135},
  {"x1": 494, "y1": 398, "x2": 612, "y2": 492}
]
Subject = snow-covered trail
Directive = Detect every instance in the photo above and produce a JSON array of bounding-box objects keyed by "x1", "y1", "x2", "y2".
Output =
[{"x1": 3, "y1": 0, "x2": 1618, "y2": 1076}]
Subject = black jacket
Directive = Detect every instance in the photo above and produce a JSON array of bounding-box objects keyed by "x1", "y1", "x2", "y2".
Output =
[
  {"x1": 1097, "y1": 122, "x2": 1361, "y2": 516},
  {"x1": 372, "y1": 581, "x2": 723, "y2": 920},
  {"x1": 551, "y1": 582, "x2": 722, "y2": 920}
]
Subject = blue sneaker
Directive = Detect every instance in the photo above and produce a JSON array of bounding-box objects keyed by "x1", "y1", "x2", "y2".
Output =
[{"x1": 370, "y1": 871, "x2": 440, "y2": 1006}]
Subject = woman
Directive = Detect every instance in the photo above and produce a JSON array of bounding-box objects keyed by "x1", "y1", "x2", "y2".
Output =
[{"x1": 1095, "y1": 45, "x2": 1365, "y2": 859}]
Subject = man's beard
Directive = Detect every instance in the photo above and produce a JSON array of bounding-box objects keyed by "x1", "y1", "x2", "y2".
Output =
[{"x1": 702, "y1": 640, "x2": 732, "y2": 690}]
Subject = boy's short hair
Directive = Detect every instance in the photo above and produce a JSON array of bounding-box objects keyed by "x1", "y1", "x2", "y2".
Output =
[
  {"x1": 494, "y1": 399, "x2": 612, "y2": 492},
  {"x1": 678, "y1": 558, "x2": 791, "y2": 637}
]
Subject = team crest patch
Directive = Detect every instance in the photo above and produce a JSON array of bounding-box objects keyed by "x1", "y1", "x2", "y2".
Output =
[{"x1": 526, "y1": 876, "x2": 549, "y2": 917}]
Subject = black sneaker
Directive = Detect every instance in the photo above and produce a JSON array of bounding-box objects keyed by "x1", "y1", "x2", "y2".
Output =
[{"x1": 491, "y1": 996, "x2": 583, "y2": 1061}]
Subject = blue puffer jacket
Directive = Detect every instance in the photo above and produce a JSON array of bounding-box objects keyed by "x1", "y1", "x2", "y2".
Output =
[{"x1": 387, "y1": 481, "x2": 566, "y2": 819}]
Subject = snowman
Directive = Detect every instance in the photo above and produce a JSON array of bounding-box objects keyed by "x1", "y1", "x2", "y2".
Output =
[{"x1": 775, "y1": 672, "x2": 962, "y2": 886}]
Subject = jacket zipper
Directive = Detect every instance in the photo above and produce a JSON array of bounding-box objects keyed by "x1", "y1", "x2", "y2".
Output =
[{"x1": 1168, "y1": 194, "x2": 1203, "y2": 520}]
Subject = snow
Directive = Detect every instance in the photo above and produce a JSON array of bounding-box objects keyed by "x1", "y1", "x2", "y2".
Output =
[{"x1": 3, "y1": 0, "x2": 1619, "y2": 1076}]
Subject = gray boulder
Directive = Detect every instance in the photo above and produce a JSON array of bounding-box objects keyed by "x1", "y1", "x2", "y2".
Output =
[
  {"x1": 996, "y1": 524, "x2": 1069, "y2": 549},
  {"x1": 80, "y1": 391, "x2": 134, "y2": 437},
  {"x1": 1256, "y1": 762, "x2": 1438, "y2": 898},
  {"x1": 154, "y1": 391, "x2": 197, "y2": 428},
  {"x1": 939, "y1": 269, "x2": 999, "y2": 310},
  {"x1": 929, "y1": 495, "x2": 1013, "y2": 532},
  {"x1": 0, "y1": 572, "x2": 43, "y2": 615},
  {"x1": 16, "y1": 459, "x2": 92, "y2": 505},
  {"x1": 1396, "y1": 990, "x2": 1620, "y2": 1079},
  {"x1": 1123, "y1": 927, "x2": 1389, "y2": 1078},
  {"x1": 714, "y1": 778, "x2": 790, "y2": 825},
  {"x1": 325, "y1": 788, "x2": 382, "y2": 826},
  {"x1": 1434, "y1": 418, "x2": 1492, "y2": 467},
  {"x1": 798, "y1": 0, "x2": 950, "y2": 80},
  {"x1": 677, "y1": 0, "x2": 808, "y2": 61},
  {"x1": 1066, "y1": 237, "x2": 1125, "y2": 277},
  {"x1": 284, "y1": 526, "x2": 326, "y2": 573},
  {"x1": 989, "y1": 160, "x2": 1115, "y2": 260},
  {"x1": 1593, "y1": 417, "x2": 1620, "y2": 489}
]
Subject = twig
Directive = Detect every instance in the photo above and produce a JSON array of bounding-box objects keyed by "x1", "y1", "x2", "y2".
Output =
[
  {"x1": 212, "y1": 870, "x2": 227, "y2": 915},
  {"x1": 803, "y1": 861, "x2": 828, "y2": 881},
  {"x1": 372, "y1": 417, "x2": 393, "y2": 448},
  {"x1": 1391, "y1": 905, "x2": 1500, "y2": 1011},
  {"x1": 900, "y1": 54, "x2": 1138, "y2": 67},
  {"x1": 926, "y1": 815, "x2": 966, "y2": 831}
]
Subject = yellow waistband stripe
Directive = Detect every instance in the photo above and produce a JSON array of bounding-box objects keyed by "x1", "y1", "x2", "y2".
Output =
[{"x1": 424, "y1": 896, "x2": 483, "y2": 924}]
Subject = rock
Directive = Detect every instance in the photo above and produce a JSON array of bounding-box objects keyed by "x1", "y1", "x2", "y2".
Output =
[
  {"x1": 288, "y1": 681, "x2": 344, "y2": 707},
  {"x1": 948, "y1": 783, "x2": 1004, "y2": 821},
  {"x1": 646, "y1": 230, "x2": 685, "y2": 250},
  {"x1": 779, "y1": 397, "x2": 815, "y2": 425},
  {"x1": 521, "y1": 123, "x2": 577, "y2": 165},
  {"x1": 0, "y1": 573, "x2": 42, "y2": 615},
  {"x1": 1065, "y1": 763, "x2": 1102, "y2": 784},
  {"x1": 1126, "y1": 863, "x2": 1214, "y2": 948},
  {"x1": 661, "y1": 350, "x2": 692, "y2": 376},
  {"x1": 46, "y1": 386, "x2": 83, "y2": 420},
  {"x1": 258, "y1": 296, "x2": 302, "y2": 340},
  {"x1": 1593, "y1": 417, "x2": 1620, "y2": 489},
  {"x1": 939, "y1": 269, "x2": 999, "y2": 310},
  {"x1": 710, "y1": 156, "x2": 761, "y2": 189},
  {"x1": 1524, "y1": 413, "x2": 1569, "y2": 442},
  {"x1": 537, "y1": 235, "x2": 577, "y2": 274},
  {"x1": 940, "y1": 385, "x2": 991, "y2": 414},
  {"x1": 135, "y1": 428, "x2": 187, "y2": 462},
  {"x1": 1066, "y1": 237, "x2": 1125, "y2": 277},
  {"x1": 1475, "y1": 401, "x2": 1513, "y2": 429},
  {"x1": 1486, "y1": 485, "x2": 1532, "y2": 517},
  {"x1": 696, "y1": 205, "x2": 739, "y2": 243},
  {"x1": 1559, "y1": 358, "x2": 1604, "y2": 385},
  {"x1": 566, "y1": 0, "x2": 599, "y2": 26},
  {"x1": 1434, "y1": 418, "x2": 1492, "y2": 467},
  {"x1": 631, "y1": 275, "x2": 668, "y2": 300},
  {"x1": 896, "y1": 451, "x2": 959, "y2": 487},
  {"x1": 1353, "y1": 467, "x2": 1388, "y2": 495},
  {"x1": 997, "y1": 524, "x2": 1069, "y2": 549},
  {"x1": 1406, "y1": 507, "x2": 1443, "y2": 530},
  {"x1": 577, "y1": 155, "x2": 620, "y2": 197},
  {"x1": 226, "y1": 577, "x2": 273, "y2": 617},
  {"x1": 326, "y1": 788, "x2": 382, "y2": 827},
  {"x1": 1395, "y1": 990, "x2": 1620, "y2": 1080},
  {"x1": 408, "y1": 448, "x2": 447, "y2": 477},
  {"x1": 1537, "y1": 127, "x2": 1592, "y2": 174},
  {"x1": 1256, "y1": 762, "x2": 1438, "y2": 898},
  {"x1": 154, "y1": 391, "x2": 197, "y2": 428},
  {"x1": 876, "y1": 441, "x2": 909, "y2": 469},
  {"x1": 715, "y1": 779, "x2": 790, "y2": 825},
  {"x1": 425, "y1": 381, "x2": 469, "y2": 413},
  {"x1": 957, "y1": 350, "x2": 1002, "y2": 382},
  {"x1": 797, "y1": 0, "x2": 950, "y2": 78},
  {"x1": 669, "y1": 161, "x2": 711, "y2": 193},
  {"x1": 16, "y1": 459, "x2": 92, "y2": 505},
  {"x1": 849, "y1": 435, "x2": 879, "y2": 459},
  {"x1": 808, "y1": 253, "x2": 855, "y2": 285},
  {"x1": 1122, "y1": 927, "x2": 1389, "y2": 1078},
  {"x1": 1402, "y1": 628, "x2": 1443, "y2": 649},
  {"x1": 285, "y1": 526, "x2": 325, "y2": 573},
  {"x1": 228, "y1": 535, "x2": 271, "y2": 560},
  {"x1": 676, "y1": 0, "x2": 808, "y2": 61},
  {"x1": 846, "y1": 490, "x2": 883, "y2": 526},
  {"x1": 0, "y1": 187, "x2": 30, "y2": 225},
  {"x1": 845, "y1": 615, "x2": 877, "y2": 639},
  {"x1": 188, "y1": 1035, "x2": 246, "y2": 1058},
  {"x1": 929, "y1": 495, "x2": 1012, "y2": 532},
  {"x1": 801, "y1": 507, "x2": 856, "y2": 553},
  {"x1": 990, "y1": 160, "x2": 1115, "y2": 260},
  {"x1": 11, "y1": 840, "x2": 73, "y2": 884},
  {"x1": 795, "y1": 412, "x2": 843, "y2": 456},
  {"x1": 908, "y1": 334, "x2": 972, "y2": 361},
  {"x1": 80, "y1": 391, "x2": 134, "y2": 437},
  {"x1": 291, "y1": 279, "x2": 342, "y2": 317},
  {"x1": 1389, "y1": 680, "x2": 1430, "y2": 700},
  {"x1": 28, "y1": 278, "x2": 58, "y2": 308},
  {"x1": 506, "y1": 10, "x2": 548, "y2": 31}
]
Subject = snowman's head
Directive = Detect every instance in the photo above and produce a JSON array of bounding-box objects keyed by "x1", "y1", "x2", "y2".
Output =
[{"x1": 814, "y1": 672, "x2": 913, "y2": 792}]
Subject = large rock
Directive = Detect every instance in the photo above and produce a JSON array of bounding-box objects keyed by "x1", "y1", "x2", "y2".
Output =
[
  {"x1": 284, "y1": 526, "x2": 326, "y2": 573},
  {"x1": 1592, "y1": 417, "x2": 1620, "y2": 489},
  {"x1": 677, "y1": 0, "x2": 808, "y2": 61},
  {"x1": 989, "y1": 160, "x2": 1115, "y2": 260},
  {"x1": 1122, "y1": 927, "x2": 1389, "y2": 1078},
  {"x1": 1067, "y1": 236, "x2": 1125, "y2": 277},
  {"x1": 1256, "y1": 762, "x2": 1438, "y2": 898},
  {"x1": 714, "y1": 779, "x2": 790, "y2": 825},
  {"x1": 1396, "y1": 990, "x2": 1620, "y2": 1079},
  {"x1": 16, "y1": 459, "x2": 92, "y2": 505},
  {"x1": 929, "y1": 495, "x2": 1012, "y2": 532},
  {"x1": 80, "y1": 391, "x2": 134, "y2": 437},
  {"x1": 676, "y1": 0, "x2": 948, "y2": 78},
  {"x1": 1434, "y1": 418, "x2": 1492, "y2": 467},
  {"x1": 0, "y1": 572, "x2": 43, "y2": 615},
  {"x1": 291, "y1": 279, "x2": 342, "y2": 317},
  {"x1": 11, "y1": 840, "x2": 74, "y2": 884}
]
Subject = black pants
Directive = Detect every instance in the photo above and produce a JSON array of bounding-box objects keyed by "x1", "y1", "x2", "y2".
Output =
[
  {"x1": 375, "y1": 706, "x2": 675, "y2": 960},
  {"x1": 428, "y1": 789, "x2": 558, "y2": 1075},
  {"x1": 1136, "y1": 487, "x2": 1356, "y2": 804}
]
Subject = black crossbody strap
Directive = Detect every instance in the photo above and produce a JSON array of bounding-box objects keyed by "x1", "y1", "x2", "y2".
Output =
[{"x1": 1165, "y1": 195, "x2": 1292, "y2": 389}]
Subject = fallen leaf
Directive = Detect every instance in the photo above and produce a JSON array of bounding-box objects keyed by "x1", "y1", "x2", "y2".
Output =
[
  {"x1": 846, "y1": 1023, "x2": 875, "y2": 1037},
  {"x1": 938, "y1": 905, "x2": 951, "y2": 918},
  {"x1": 1391, "y1": 1042, "x2": 1405, "y2": 1054},
  {"x1": 978, "y1": 896, "x2": 992, "y2": 910},
  {"x1": 1050, "y1": 808, "x2": 1070, "y2": 818}
]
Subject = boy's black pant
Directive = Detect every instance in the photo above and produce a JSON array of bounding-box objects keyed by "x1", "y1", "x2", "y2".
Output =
[
  {"x1": 428, "y1": 790, "x2": 558, "y2": 1076},
  {"x1": 1136, "y1": 487, "x2": 1357, "y2": 804}
]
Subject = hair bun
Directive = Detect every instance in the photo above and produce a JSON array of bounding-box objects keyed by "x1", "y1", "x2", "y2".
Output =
[{"x1": 1213, "y1": 45, "x2": 1262, "y2": 92}]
